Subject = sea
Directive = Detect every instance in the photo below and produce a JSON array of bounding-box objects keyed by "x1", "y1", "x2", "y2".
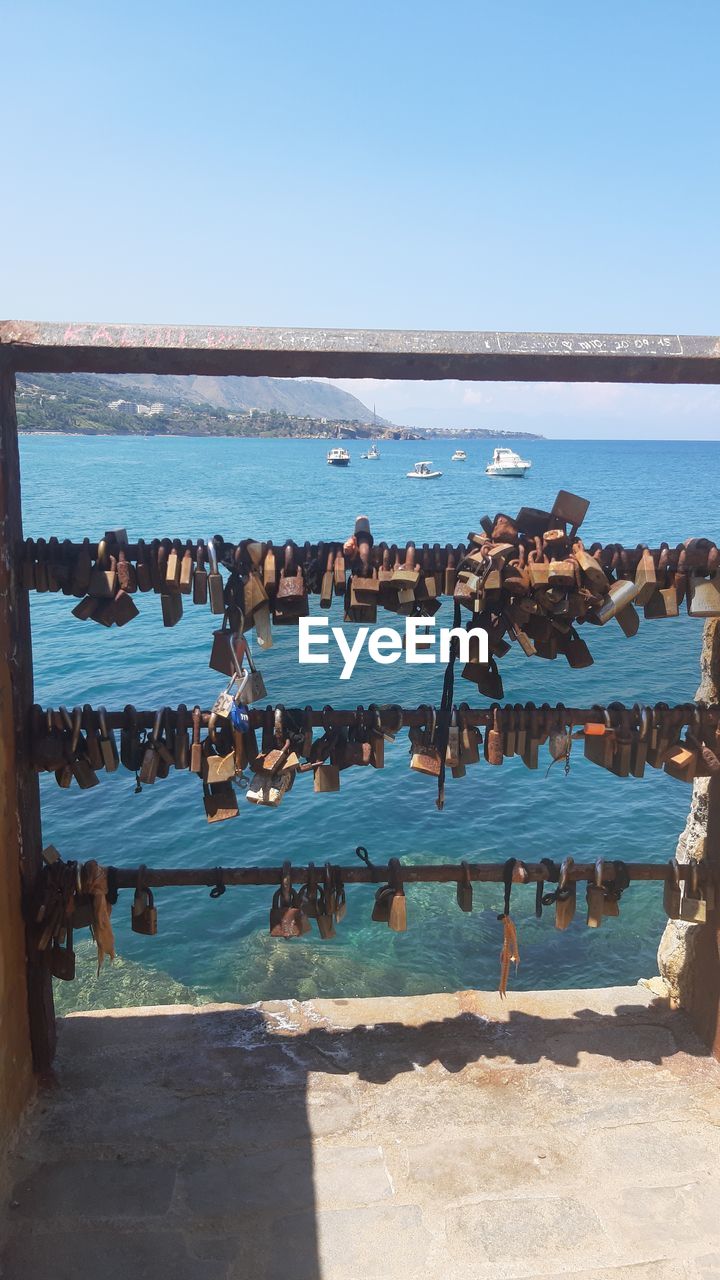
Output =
[{"x1": 19, "y1": 433, "x2": 720, "y2": 1013}]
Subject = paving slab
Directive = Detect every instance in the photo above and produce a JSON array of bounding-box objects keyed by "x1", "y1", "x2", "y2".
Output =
[{"x1": 1, "y1": 984, "x2": 719, "y2": 1280}]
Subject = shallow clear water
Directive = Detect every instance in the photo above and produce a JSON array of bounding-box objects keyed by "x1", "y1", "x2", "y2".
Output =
[{"x1": 20, "y1": 432, "x2": 719, "y2": 1010}]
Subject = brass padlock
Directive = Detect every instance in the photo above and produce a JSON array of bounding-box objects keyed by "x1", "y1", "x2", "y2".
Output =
[
  {"x1": 583, "y1": 711, "x2": 614, "y2": 771},
  {"x1": 203, "y1": 781, "x2": 239, "y2": 822},
  {"x1": 688, "y1": 573, "x2": 720, "y2": 617},
  {"x1": 193, "y1": 541, "x2": 208, "y2": 605},
  {"x1": 586, "y1": 859, "x2": 605, "y2": 928},
  {"x1": 554, "y1": 857, "x2": 576, "y2": 931},
  {"x1": 634, "y1": 547, "x2": 657, "y2": 605},
  {"x1": 485, "y1": 706, "x2": 504, "y2": 767},
  {"x1": 410, "y1": 707, "x2": 442, "y2": 777},
  {"x1": 680, "y1": 861, "x2": 707, "y2": 924},
  {"x1": 139, "y1": 708, "x2": 167, "y2": 785},
  {"x1": 131, "y1": 880, "x2": 158, "y2": 936},
  {"x1": 97, "y1": 706, "x2": 119, "y2": 772},
  {"x1": 207, "y1": 539, "x2": 226, "y2": 615}
]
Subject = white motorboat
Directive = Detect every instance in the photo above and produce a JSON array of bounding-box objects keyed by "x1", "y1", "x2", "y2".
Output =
[
  {"x1": 451, "y1": 449, "x2": 467, "y2": 461},
  {"x1": 361, "y1": 443, "x2": 380, "y2": 459},
  {"x1": 485, "y1": 446, "x2": 531, "y2": 477},
  {"x1": 406, "y1": 460, "x2": 442, "y2": 479},
  {"x1": 327, "y1": 446, "x2": 351, "y2": 467}
]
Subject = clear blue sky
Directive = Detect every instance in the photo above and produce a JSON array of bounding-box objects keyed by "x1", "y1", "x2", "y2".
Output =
[{"x1": 4, "y1": 1, "x2": 719, "y2": 437}]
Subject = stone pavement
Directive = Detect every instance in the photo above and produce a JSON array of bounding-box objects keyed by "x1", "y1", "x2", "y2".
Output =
[{"x1": 2, "y1": 985, "x2": 720, "y2": 1279}]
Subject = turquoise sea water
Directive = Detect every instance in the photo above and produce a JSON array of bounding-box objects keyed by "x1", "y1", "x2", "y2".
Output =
[{"x1": 20, "y1": 433, "x2": 720, "y2": 1010}]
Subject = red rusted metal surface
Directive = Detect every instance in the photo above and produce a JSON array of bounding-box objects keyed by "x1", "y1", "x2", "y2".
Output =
[{"x1": 2, "y1": 321, "x2": 720, "y2": 382}]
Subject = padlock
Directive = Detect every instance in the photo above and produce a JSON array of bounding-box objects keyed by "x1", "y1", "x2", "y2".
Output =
[
  {"x1": 269, "y1": 867, "x2": 305, "y2": 937},
  {"x1": 97, "y1": 706, "x2": 119, "y2": 772},
  {"x1": 680, "y1": 862, "x2": 707, "y2": 924},
  {"x1": 316, "y1": 864, "x2": 337, "y2": 939},
  {"x1": 663, "y1": 858, "x2": 683, "y2": 919},
  {"x1": 62, "y1": 707, "x2": 99, "y2": 789},
  {"x1": 608, "y1": 706, "x2": 632, "y2": 778},
  {"x1": 207, "y1": 539, "x2": 226, "y2": 615},
  {"x1": 371, "y1": 884, "x2": 394, "y2": 924},
  {"x1": 688, "y1": 573, "x2": 720, "y2": 617},
  {"x1": 131, "y1": 880, "x2": 158, "y2": 936},
  {"x1": 584, "y1": 711, "x2": 614, "y2": 770},
  {"x1": 161, "y1": 591, "x2": 183, "y2": 627},
  {"x1": 88, "y1": 540, "x2": 117, "y2": 598},
  {"x1": 573, "y1": 540, "x2": 609, "y2": 593},
  {"x1": 274, "y1": 545, "x2": 309, "y2": 623},
  {"x1": 592, "y1": 579, "x2": 640, "y2": 624},
  {"x1": 664, "y1": 742, "x2": 697, "y2": 783},
  {"x1": 314, "y1": 763, "x2": 341, "y2": 793},
  {"x1": 203, "y1": 719, "x2": 237, "y2": 784},
  {"x1": 139, "y1": 708, "x2": 167, "y2": 785},
  {"x1": 203, "y1": 781, "x2": 238, "y2": 822},
  {"x1": 179, "y1": 542, "x2": 194, "y2": 594},
  {"x1": 193, "y1": 541, "x2": 208, "y2": 605},
  {"x1": 82, "y1": 705, "x2": 104, "y2": 772},
  {"x1": 332, "y1": 866, "x2": 347, "y2": 922},
  {"x1": 410, "y1": 708, "x2": 442, "y2": 777},
  {"x1": 209, "y1": 615, "x2": 246, "y2": 676},
  {"x1": 120, "y1": 705, "x2": 145, "y2": 774},
  {"x1": 445, "y1": 708, "x2": 461, "y2": 768},
  {"x1": 519, "y1": 703, "x2": 541, "y2": 770},
  {"x1": 236, "y1": 646, "x2": 267, "y2": 705},
  {"x1": 190, "y1": 706, "x2": 204, "y2": 775},
  {"x1": 387, "y1": 859, "x2": 407, "y2": 932},
  {"x1": 49, "y1": 925, "x2": 76, "y2": 981},
  {"x1": 135, "y1": 539, "x2": 152, "y2": 593},
  {"x1": 551, "y1": 489, "x2": 590, "y2": 533},
  {"x1": 633, "y1": 547, "x2": 657, "y2": 605},
  {"x1": 456, "y1": 861, "x2": 473, "y2": 913},
  {"x1": 586, "y1": 858, "x2": 606, "y2": 928},
  {"x1": 630, "y1": 706, "x2": 650, "y2": 778},
  {"x1": 485, "y1": 706, "x2": 504, "y2": 766},
  {"x1": 320, "y1": 549, "x2": 335, "y2": 608},
  {"x1": 554, "y1": 857, "x2": 577, "y2": 930},
  {"x1": 174, "y1": 704, "x2": 190, "y2": 771},
  {"x1": 165, "y1": 540, "x2": 181, "y2": 589},
  {"x1": 646, "y1": 703, "x2": 672, "y2": 768}
]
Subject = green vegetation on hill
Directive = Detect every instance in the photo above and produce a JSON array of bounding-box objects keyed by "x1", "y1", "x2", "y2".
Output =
[{"x1": 16, "y1": 373, "x2": 542, "y2": 440}]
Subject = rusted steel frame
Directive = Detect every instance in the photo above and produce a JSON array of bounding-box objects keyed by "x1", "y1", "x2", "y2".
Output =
[
  {"x1": 107, "y1": 861, "x2": 692, "y2": 889},
  {"x1": 21, "y1": 536, "x2": 720, "y2": 578},
  {"x1": 2, "y1": 322, "x2": 720, "y2": 383},
  {"x1": 33, "y1": 702, "x2": 720, "y2": 734},
  {"x1": 0, "y1": 372, "x2": 55, "y2": 1074}
]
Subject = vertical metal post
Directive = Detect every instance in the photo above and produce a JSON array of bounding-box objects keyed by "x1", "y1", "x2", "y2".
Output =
[{"x1": 0, "y1": 369, "x2": 55, "y2": 1074}]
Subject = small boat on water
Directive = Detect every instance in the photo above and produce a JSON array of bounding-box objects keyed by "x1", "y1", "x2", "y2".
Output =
[
  {"x1": 451, "y1": 449, "x2": 467, "y2": 462},
  {"x1": 361, "y1": 443, "x2": 380, "y2": 459},
  {"x1": 485, "y1": 446, "x2": 531, "y2": 477},
  {"x1": 406, "y1": 460, "x2": 442, "y2": 479},
  {"x1": 327, "y1": 446, "x2": 351, "y2": 467}
]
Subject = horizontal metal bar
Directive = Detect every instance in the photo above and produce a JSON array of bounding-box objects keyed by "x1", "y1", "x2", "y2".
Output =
[
  {"x1": 22, "y1": 535, "x2": 720, "y2": 576},
  {"x1": 3, "y1": 322, "x2": 720, "y2": 383},
  {"x1": 34, "y1": 702, "x2": 720, "y2": 733},
  {"x1": 108, "y1": 861, "x2": 688, "y2": 889}
]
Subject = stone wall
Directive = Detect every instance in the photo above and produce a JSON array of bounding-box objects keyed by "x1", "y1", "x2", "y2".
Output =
[{"x1": 658, "y1": 619, "x2": 720, "y2": 1054}]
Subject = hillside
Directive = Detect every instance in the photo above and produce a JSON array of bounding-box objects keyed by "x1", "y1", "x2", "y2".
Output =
[
  {"x1": 17, "y1": 372, "x2": 380, "y2": 424},
  {"x1": 15, "y1": 373, "x2": 542, "y2": 440}
]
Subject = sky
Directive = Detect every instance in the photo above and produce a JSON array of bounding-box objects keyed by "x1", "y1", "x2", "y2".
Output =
[{"x1": 3, "y1": 0, "x2": 719, "y2": 438}]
